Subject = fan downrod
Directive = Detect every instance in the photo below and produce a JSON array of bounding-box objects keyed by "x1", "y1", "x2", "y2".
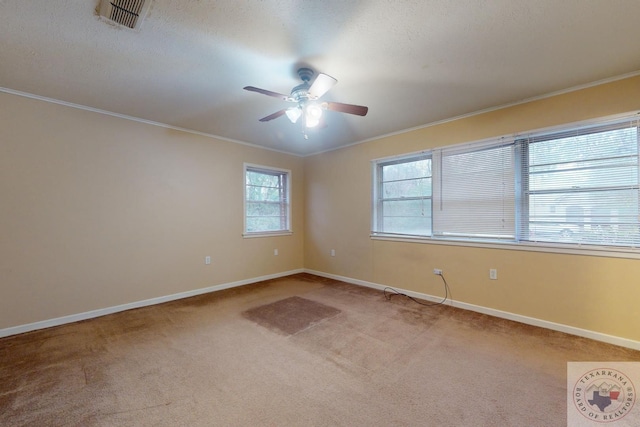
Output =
[{"x1": 291, "y1": 68, "x2": 315, "y2": 101}]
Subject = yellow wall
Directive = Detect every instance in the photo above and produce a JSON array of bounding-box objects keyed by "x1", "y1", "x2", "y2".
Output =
[
  {"x1": 304, "y1": 75, "x2": 640, "y2": 343},
  {"x1": 3, "y1": 76, "x2": 640, "y2": 344},
  {"x1": 0, "y1": 92, "x2": 304, "y2": 330}
]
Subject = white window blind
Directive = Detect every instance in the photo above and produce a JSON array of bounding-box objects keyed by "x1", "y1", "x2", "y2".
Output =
[
  {"x1": 433, "y1": 141, "x2": 515, "y2": 240},
  {"x1": 371, "y1": 112, "x2": 640, "y2": 254}
]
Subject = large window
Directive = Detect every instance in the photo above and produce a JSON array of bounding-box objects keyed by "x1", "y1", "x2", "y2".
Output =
[
  {"x1": 522, "y1": 122, "x2": 639, "y2": 247},
  {"x1": 372, "y1": 113, "x2": 640, "y2": 253},
  {"x1": 244, "y1": 164, "x2": 291, "y2": 236}
]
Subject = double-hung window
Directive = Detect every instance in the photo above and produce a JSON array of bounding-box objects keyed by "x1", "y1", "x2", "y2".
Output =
[
  {"x1": 244, "y1": 164, "x2": 291, "y2": 236},
  {"x1": 520, "y1": 120, "x2": 639, "y2": 247},
  {"x1": 371, "y1": 113, "x2": 640, "y2": 253},
  {"x1": 433, "y1": 140, "x2": 515, "y2": 240},
  {"x1": 372, "y1": 154, "x2": 432, "y2": 236}
]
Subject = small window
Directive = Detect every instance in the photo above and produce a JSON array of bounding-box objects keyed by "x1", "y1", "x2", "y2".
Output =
[
  {"x1": 372, "y1": 154, "x2": 432, "y2": 236},
  {"x1": 244, "y1": 164, "x2": 291, "y2": 236}
]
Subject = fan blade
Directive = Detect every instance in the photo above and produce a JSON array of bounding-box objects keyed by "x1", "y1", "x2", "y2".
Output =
[
  {"x1": 244, "y1": 86, "x2": 292, "y2": 101},
  {"x1": 323, "y1": 102, "x2": 368, "y2": 116},
  {"x1": 308, "y1": 73, "x2": 337, "y2": 99},
  {"x1": 259, "y1": 109, "x2": 287, "y2": 122}
]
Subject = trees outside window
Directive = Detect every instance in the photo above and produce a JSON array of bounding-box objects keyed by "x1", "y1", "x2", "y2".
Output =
[{"x1": 244, "y1": 165, "x2": 291, "y2": 235}]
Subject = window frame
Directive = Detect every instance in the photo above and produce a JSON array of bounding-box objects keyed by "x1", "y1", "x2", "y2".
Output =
[
  {"x1": 371, "y1": 112, "x2": 640, "y2": 258},
  {"x1": 372, "y1": 152, "x2": 433, "y2": 237},
  {"x1": 243, "y1": 163, "x2": 292, "y2": 238},
  {"x1": 518, "y1": 122, "x2": 640, "y2": 247}
]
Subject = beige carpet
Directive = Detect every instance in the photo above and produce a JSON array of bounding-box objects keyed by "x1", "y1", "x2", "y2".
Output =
[{"x1": 1, "y1": 273, "x2": 638, "y2": 426}]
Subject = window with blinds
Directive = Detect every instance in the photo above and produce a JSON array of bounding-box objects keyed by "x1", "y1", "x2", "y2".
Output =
[
  {"x1": 371, "y1": 113, "x2": 640, "y2": 252},
  {"x1": 520, "y1": 119, "x2": 639, "y2": 247},
  {"x1": 244, "y1": 164, "x2": 291, "y2": 236},
  {"x1": 433, "y1": 141, "x2": 515, "y2": 240}
]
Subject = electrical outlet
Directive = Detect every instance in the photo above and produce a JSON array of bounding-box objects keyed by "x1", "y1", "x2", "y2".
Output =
[
  {"x1": 489, "y1": 269, "x2": 497, "y2": 280},
  {"x1": 433, "y1": 268, "x2": 442, "y2": 275},
  {"x1": 330, "y1": 249, "x2": 336, "y2": 257},
  {"x1": 274, "y1": 249, "x2": 278, "y2": 256},
  {"x1": 205, "y1": 256, "x2": 211, "y2": 265}
]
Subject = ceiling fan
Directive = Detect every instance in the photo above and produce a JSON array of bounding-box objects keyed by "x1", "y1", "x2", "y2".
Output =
[{"x1": 243, "y1": 68, "x2": 368, "y2": 130}]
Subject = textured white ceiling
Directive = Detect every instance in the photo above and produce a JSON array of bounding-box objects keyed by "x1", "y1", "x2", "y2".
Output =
[{"x1": 2, "y1": 0, "x2": 640, "y2": 156}]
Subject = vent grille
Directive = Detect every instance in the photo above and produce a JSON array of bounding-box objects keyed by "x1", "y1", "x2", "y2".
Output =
[{"x1": 99, "y1": 0, "x2": 150, "y2": 30}]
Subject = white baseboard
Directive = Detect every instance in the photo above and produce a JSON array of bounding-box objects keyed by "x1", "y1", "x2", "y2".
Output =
[
  {"x1": 305, "y1": 269, "x2": 640, "y2": 351},
  {"x1": 4, "y1": 267, "x2": 638, "y2": 351},
  {"x1": 0, "y1": 269, "x2": 304, "y2": 338}
]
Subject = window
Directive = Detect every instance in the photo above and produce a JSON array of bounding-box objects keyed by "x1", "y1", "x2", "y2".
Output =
[
  {"x1": 372, "y1": 113, "x2": 640, "y2": 253},
  {"x1": 244, "y1": 164, "x2": 291, "y2": 236},
  {"x1": 433, "y1": 141, "x2": 515, "y2": 240},
  {"x1": 521, "y1": 122, "x2": 639, "y2": 247},
  {"x1": 373, "y1": 154, "x2": 432, "y2": 236}
]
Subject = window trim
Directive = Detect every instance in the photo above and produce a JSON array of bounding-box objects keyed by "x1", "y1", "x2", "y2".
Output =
[
  {"x1": 243, "y1": 163, "x2": 292, "y2": 238},
  {"x1": 370, "y1": 233, "x2": 640, "y2": 260},
  {"x1": 371, "y1": 111, "x2": 640, "y2": 258}
]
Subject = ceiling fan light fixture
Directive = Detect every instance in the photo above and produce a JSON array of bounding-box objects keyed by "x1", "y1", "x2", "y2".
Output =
[
  {"x1": 305, "y1": 103, "x2": 323, "y2": 128},
  {"x1": 306, "y1": 117, "x2": 320, "y2": 128},
  {"x1": 285, "y1": 107, "x2": 302, "y2": 123},
  {"x1": 244, "y1": 67, "x2": 368, "y2": 133}
]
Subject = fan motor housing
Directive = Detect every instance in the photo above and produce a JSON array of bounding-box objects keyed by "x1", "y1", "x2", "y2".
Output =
[{"x1": 291, "y1": 83, "x2": 311, "y2": 102}]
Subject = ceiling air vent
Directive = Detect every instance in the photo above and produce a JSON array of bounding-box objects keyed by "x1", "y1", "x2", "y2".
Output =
[{"x1": 99, "y1": 0, "x2": 151, "y2": 30}]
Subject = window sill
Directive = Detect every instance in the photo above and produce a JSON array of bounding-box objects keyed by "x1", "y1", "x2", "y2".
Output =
[
  {"x1": 370, "y1": 234, "x2": 640, "y2": 260},
  {"x1": 243, "y1": 231, "x2": 293, "y2": 239}
]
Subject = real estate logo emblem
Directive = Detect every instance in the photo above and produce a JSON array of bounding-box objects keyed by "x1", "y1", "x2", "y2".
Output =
[{"x1": 572, "y1": 367, "x2": 636, "y2": 423}]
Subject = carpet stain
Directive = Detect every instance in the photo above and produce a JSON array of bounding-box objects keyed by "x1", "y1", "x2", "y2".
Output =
[{"x1": 242, "y1": 296, "x2": 341, "y2": 336}]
